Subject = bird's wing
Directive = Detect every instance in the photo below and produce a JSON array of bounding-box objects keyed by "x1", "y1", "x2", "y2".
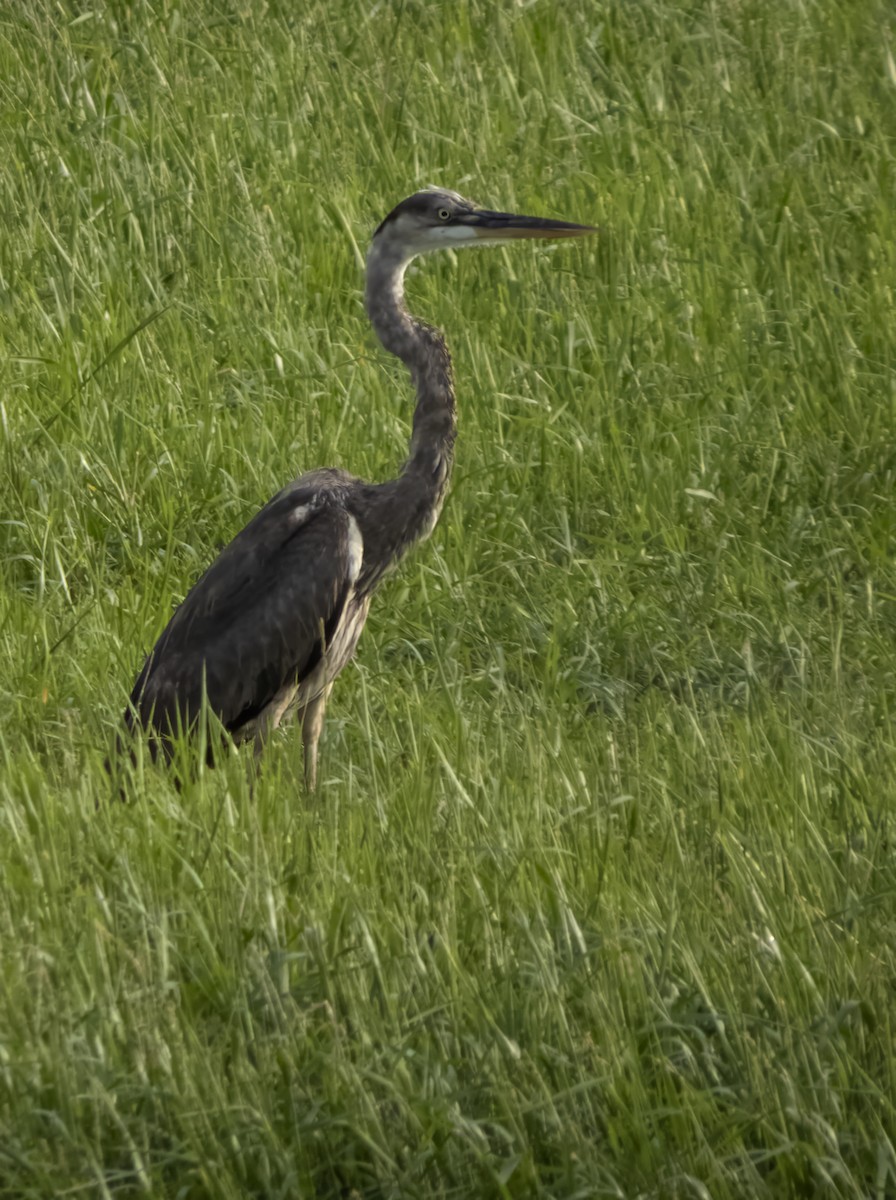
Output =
[{"x1": 130, "y1": 485, "x2": 362, "y2": 737}]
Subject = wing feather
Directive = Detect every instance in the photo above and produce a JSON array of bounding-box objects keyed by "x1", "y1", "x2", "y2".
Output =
[{"x1": 129, "y1": 485, "x2": 361, "y2": 742}]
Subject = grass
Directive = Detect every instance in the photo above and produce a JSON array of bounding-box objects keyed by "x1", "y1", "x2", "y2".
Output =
[{"x1": 1, "y1": 0, "x2": 896, "y2": 1194}]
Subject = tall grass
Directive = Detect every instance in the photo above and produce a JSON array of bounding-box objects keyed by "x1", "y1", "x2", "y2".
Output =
[{"x1": 1, "y1": 1, "x2": 895, "y2": 1195}]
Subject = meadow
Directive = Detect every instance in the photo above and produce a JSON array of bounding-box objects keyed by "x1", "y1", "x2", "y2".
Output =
[{"x1": 1, "y1": 0, "x2": 895, "y2": 1195}]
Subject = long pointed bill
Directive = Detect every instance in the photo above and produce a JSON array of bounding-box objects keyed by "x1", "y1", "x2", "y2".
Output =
[{"x1": 462, "y1": 209, "x2": 596, "y2": 241}]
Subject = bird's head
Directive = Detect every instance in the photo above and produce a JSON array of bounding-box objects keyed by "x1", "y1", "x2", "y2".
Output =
[{"x1": 371, "y1": 188, "x2": 595, "y2": 263}]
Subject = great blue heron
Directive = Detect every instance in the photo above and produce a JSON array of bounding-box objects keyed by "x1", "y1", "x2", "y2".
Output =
[{"x1": 120, "y1": 189, "x2": 593, "y2": 790}]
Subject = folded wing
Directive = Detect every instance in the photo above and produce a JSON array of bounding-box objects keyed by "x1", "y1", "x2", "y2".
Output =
[{"x1": 128, "y1": 483, "x2": 362, "y2": 748}]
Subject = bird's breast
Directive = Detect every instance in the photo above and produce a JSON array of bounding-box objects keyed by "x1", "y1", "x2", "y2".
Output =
[{"x1": 287, "y1": 591, "x2": 372, "y2": 723}]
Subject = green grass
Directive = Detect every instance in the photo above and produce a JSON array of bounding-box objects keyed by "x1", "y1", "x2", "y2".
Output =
[{"x1": 2, "y1": 0, "x2": 896, "y2": 1195}]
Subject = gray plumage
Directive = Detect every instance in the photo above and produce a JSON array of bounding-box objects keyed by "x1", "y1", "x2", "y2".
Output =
[{"x1": 121, "y1": 189, "x2": 593, "y2": 789}]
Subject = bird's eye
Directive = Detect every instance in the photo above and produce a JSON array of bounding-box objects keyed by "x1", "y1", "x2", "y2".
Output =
[{"x1": 438, "y1": 208, "x2": 451, "y2": 221}]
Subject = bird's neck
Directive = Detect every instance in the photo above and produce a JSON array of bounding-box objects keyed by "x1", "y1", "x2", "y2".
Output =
[{"x1": 365, "y1": 242, "x2": 457, "y2": 523}]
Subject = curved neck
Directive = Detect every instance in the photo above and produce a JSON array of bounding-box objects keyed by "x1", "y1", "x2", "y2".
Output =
[{"x1": 364, "y1": 242, "x2": 457, "y2": 499}]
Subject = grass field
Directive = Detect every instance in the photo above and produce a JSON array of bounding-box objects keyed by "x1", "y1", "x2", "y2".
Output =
[{"x1": 2, "y1": 0, "x2": 896, "y2": 1195}]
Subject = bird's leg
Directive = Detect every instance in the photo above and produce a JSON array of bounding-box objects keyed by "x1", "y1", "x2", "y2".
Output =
[
  {"x1": 247, "y1": 725, "x2": 273, "y2": 799},
  {"x1": 300, "y1": 684, "x2": 333, "y2": 792},
  {"x1": 247, "y1": 734, "x2": 266, "y2": 800},
  {"x1": 251, "y1": 707, "x2": 279, "y2": 765},
  {"x1": 247, "y1": 687, "x2": 295, "y2": 796}
]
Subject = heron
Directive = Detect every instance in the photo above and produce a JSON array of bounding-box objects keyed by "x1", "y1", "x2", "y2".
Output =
[{"x1": 120, "y1": 189, "x2": 594, "y2": 790}]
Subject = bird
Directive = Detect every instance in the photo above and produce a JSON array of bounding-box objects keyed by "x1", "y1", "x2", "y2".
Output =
[{"x1": 119, "y1": 189, "x2": 594, "y2": 790}]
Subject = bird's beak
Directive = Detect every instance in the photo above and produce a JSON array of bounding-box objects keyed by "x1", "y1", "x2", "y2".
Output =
[{"x1": 461, "y1": 209, "x2": 596, "y2": 241}]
